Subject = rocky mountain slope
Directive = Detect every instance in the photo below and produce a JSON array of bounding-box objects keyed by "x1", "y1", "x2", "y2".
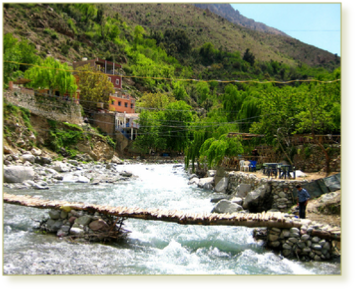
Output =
[
  {"x1": 194, "y1": 3, "x2": 289, "y2": 37},
  {"x1": 3, "y1": 3, "x2": 340, "y2": 71}
]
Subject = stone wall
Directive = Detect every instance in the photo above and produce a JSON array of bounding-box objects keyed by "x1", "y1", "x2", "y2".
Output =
[
  {"x1": 258, "y1": 223, "x2": 340, "y2": 262},
  {"x1": 92, "y1": 112, "x2": 115, "y2": 135},
  {"x1": 226, "y1": 172, "x2": 308, "y2": 212},
  {"x1": 4, "y1": 89, "x2": 83, "y2": 125}
]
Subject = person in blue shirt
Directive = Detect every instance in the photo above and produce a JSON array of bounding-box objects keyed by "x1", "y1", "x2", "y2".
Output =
[{"x1": 296, "y1": 185, "x2": 311, "y2": 219}]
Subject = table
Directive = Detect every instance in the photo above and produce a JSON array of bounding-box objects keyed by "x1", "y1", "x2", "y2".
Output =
[
  {"x1": 278, "y1": 165, "x2": 296, "y2": 179},
  {"x1": 263, "y1": 163, "x2": 279, "y2": 178}
]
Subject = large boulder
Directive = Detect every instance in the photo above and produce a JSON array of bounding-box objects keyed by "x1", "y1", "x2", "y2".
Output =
[
  {"x1": 243, "y1": 184, "x2": 272, "y2": 212},
  {"x1": 235, "y1": 184, "x2": 252, "y2": 198},
  {"x1": 211, "y1": 199, "x2": 243, "y2": 214},
  {"x1": 77, "y1": 176, "x2": 90, "y2": 183},
  {"x1": 21, "y1": 154, "x2": 36, "y2": 164},
  {"x1": 214, "y1": 177, "x2": 229, "y2": 193},
  {"x1": 4, "y1": 166, "x2": 35, "y2": 183},
  {"x1": 198, "y1": 177, "x2": 214, "y2": 189},
  {"x1": 111, "y1": 155, "x2": 124, "y2": 164},
  {"x1": 188, "y1": 177, "x2": 199, "y2": 185},
  {"x1": 52, "y1": 161, "x2": 70, "y2": 172}
]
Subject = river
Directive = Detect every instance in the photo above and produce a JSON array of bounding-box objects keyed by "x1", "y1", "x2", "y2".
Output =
[{"x1": 3, "y1": 163, "x2": 341, "y2": 275}]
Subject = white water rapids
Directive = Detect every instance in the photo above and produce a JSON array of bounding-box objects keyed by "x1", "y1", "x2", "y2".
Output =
[{"x1": 3, "y1": 163, "x2": 341, "y2": 275}]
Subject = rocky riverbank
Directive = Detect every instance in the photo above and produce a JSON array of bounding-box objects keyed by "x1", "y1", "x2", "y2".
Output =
[{"x1": 186, "y1": 168, "x2": 341, "y2": 262}]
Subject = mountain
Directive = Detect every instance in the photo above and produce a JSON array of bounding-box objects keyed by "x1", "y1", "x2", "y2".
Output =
[
  {"x1": 194, "y1": 3, "x2": 289, "y2": 37},
  {"x1": 108, "y1": 3, "x2": 339, "y2": 70},
  {"x1": 3, "y1": 3, "x2": 339, "y2": 73}
]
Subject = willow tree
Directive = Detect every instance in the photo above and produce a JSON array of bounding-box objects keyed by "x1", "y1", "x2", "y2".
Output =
[
  {"x1": 76, "y1": 64, "x2": 114, "y2": 109},
  {"x1": 24, "y1": 57, "x2": 77, "y2": 96},
  {"x1": 199, "y1": 134, "x2": 243, "y2": 169},
  {"x1": 185, "y1": 130, "x2": 208, "y2": 172}
]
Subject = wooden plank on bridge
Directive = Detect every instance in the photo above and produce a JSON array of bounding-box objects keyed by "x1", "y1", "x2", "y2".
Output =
[{"x1": 3, "y1": 193, "x2": 340, "y2": 241}]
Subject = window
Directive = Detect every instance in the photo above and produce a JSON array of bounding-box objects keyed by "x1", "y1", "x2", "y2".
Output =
[
  {"x1": 125, "y1": 102, "x2": 128, "y2": 108},
  {"x1": 116, "y1": 79, "x2": 120, "y2": 85},
  {"x1": 118, "y1": 101, "x2": 121, "y2": 106},
  {"x1": 131, "y1": 104, "x2": 134, "y2": 109},
  {"x1": 111, "y1": 100, "x2": 114, "y2": 105}
]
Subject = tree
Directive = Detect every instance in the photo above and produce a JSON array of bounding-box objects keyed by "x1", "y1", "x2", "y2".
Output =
[
  {"x1": 172, "y1": 81, "x2": 188, "y2": 101},
  {"x1": 199, "y1": 134, "x2": 243, "y2": 168},
  {"x1": 76, "y1": 64, "x2": 114, "y2": 109},
  {"x1": 161, "y1": 101, "x2": 194, "y2": 152},
  {"x1": 294, "y1": 83, "x2": 340, "y2": 176},
  {"x1": 243, "y1": 48, "x2": 255, "y2": 66},
  {"x1": 3, "y1": 33, "x2": 40, "y2": 87},
  {"x1": 24, "y1": 57, "x2": 77, "y2": 96},
  {"x1": 136, "y1": 92, "x2": 175, "y2": 110},
  {"x1": 134, "y1": 110, "x2": 166, "y2": 153}
]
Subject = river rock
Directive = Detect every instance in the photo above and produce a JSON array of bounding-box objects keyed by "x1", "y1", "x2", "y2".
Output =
[
  {"x1": 4, "y1": 166, "x2": 35, "y2": 183},
  {"x1": 230, "y1": 197, "x2": 243, "y2": 205},
  {"x1": 235, "y1": 184, "x2": 252, "y2": 198},
  {"x1": 41, "y1": 157, "x2": 52, "y2": 165},
  {"x1": 67, "y1": 160, "x2": 79, "y2": 166},
  {"x1": 242, "y1": 185, "x2": 269, "y2": 210},
  {"x1": 214, "y1": 177, "x2": 229, "y2": 193},
  {"x1": 60, "y1": 211, "x2": 68, "y2": 219},
  {"x1": 20, "y1": 154, "x2": 36, "y2": 163},
  {"x1": 49, "y1": 209, "x2": 61, "y2": 220},
  {"x1": 89, "y1": 219, "x2": 110, "y2": 231},
  {"x1": 188, "y1": 177, "x2": 199, "y2": 185},
  {"x1": 52, "y1": 161, "x2": 70, "y2": 172},
  {"x1": 69, "y1": 226, "x2": 84, "y2": 236},
  {"x1": 269, "y1": 241, "x2": 280, "y2": 248},
  {"x1": 111, "y1": 155, "x2": 124, "y2": 164},
  {"x1": 120, "y1": 170, "x2": 133, "y2": 177},
  {"x1": 77, "y1": 176, "x2": 90, "y2": 183},
  {"x1": 268, "y1": 234, "x2": 280, "y2": 242},
  {"x1": 74, "y1": 215, "x2": 93, "y2": 226},
  {"x1": 301, "y1": 234, "x2": 310, "y2": 241},
  {"x1": 312, "y1": 236, "x2": 321, "y2": 243},
  {"x1": 189, "y1": 174, "x2": 198, "y2": 180},
  {"x1": 4, "y1": 146, "x2": 13, "y2": 154},
  {"x1": 33, "y1": 183, "x2": 50, "y2": 190},
  {"x1": 31, "y1": 148, "x2": 42, "y2": 156},
  {"x1": 323, "y1": 242, "x2": 331, "y2": 250},
  {"x1": 198, "y1": 177, "x2": 214, "y2": 189},
  {"x1": 46, "y1": 219, "x2": 63, "y2": 232},
  {"x1": 210, "y1": 196, "x2": 229, "y2": 203},
  {"x1": 211, "y1": 199, "x2": 243, "y2": 214},
  {"x1": 203, "y1": 183, "x2": 213, "y2": 190},
  {"x1": 68, "y1": 216, "x2": 77, "y2": 224}
]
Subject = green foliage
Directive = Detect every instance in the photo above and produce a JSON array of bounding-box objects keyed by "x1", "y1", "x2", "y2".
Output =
[
  {"x1": 24, "y1": 56, "x2": 77, "y2": 96},
  {"x1": 199, "y1": 134, "x2": 243, "y2": 168},
  {"x1": 3, "y1": 33, "x2": 40, "y2": 86},
  {"x1": 47, "y1": 119, "x2": 84, "y2": 152},
  {"x1": 76, "y1": 64, "x2": 114, "y2": 109}
]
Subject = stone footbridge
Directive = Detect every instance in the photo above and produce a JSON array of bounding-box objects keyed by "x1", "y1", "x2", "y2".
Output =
[{"x1": 4, "y1": 193, "x2": 340, "y2": 242}]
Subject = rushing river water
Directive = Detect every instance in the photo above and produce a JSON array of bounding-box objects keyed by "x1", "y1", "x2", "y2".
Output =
[{"x1": 3, "y1": 163, "x2": 340, "y2": 275}]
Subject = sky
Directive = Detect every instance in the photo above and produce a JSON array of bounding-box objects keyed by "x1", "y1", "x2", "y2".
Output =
[{"x1": 231, "y1": 3, "x2": 341, "y2": 56}]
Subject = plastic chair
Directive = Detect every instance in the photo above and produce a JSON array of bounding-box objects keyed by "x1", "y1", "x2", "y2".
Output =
[
  {"x1": 242, "y1": 161, "x2": 250, "y2": 172},
  {"x1": 249, "y1": 160, "x2": 257, "y2": 172}
]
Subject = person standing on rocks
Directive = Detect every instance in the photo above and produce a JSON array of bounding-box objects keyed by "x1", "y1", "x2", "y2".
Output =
[{"x1": 296, "y1": 185, "x2": 310, "y2": 219}]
